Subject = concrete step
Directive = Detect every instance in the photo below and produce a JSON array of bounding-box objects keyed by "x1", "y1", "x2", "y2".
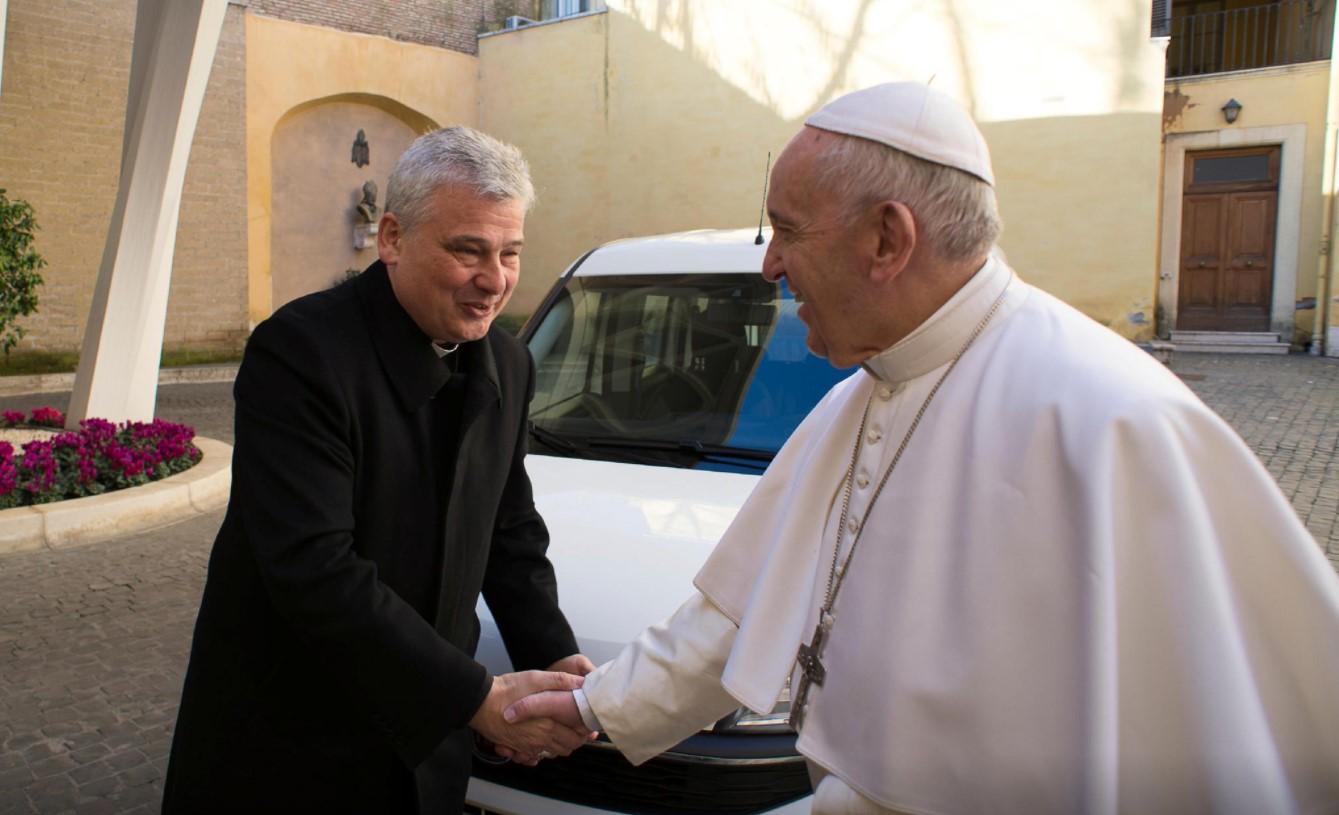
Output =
[
  {"x1": 1168, "y1": 331, "x2": 1291, "y2": 355},
  {"x1": 1170, "y1": 331, "x2": 1281, "y2": 345},
  {"x1": 1172, "y1": 342, "x2": 1290, "y2": 354}
]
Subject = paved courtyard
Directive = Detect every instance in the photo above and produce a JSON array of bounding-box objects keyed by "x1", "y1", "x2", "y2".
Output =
[
  {"x1": 1171, "y1": 353, "x2": 1339, "y2": 564},
  {"x1": 0, "y1": 355, "x2": 1337, "y2": 814}
]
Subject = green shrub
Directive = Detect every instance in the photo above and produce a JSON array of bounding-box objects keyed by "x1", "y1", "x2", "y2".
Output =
[{"x1": 0, "y1": 190, "x2": 45, "y2": 356}]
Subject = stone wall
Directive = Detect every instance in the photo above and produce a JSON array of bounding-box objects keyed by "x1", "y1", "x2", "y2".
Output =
[
  {"x1": 0, "y1": 0, "x2": 249, "y2": 353},
  {"x1": 247, "y1": 0, "x2": 538, "y2": 54},
  {"x1": 168, "y1": 4, "x2": 250, "y2": 353}
]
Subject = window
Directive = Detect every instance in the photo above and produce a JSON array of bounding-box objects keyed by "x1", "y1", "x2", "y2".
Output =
[
  {"x1": 1191, "y1": 153, "x2": 1271, "y2": 185},
  {"x1": 526, "y1": 273, "x2": 854, "y2": 473},
  {"x1": 1152, "y1": 0, "x2": 1172, "y2": 37},
  {"x1": 542, "y1": 0, "x2": 601, "y2": 20}
]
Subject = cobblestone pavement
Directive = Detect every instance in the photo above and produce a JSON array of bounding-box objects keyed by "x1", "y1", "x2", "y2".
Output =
[
  {"x1": 1169, "y1": 353, "x2": 1339, "y2": 571},
  {"x1": 1, "y1": 355, "x2": 1337, "y2": 813},
  {"x1": 0, "y1": 514, "x2": 219, "y2": 815}
]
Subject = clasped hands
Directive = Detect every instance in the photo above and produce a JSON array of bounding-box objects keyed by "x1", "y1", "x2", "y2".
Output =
[{"x1": 468, "y1": 653, "x2": 598, "y2": 766}]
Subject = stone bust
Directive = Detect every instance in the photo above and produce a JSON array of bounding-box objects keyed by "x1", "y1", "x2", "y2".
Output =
[{"x1": 355, "y1": 180, "x2": 379, "y2": 223}]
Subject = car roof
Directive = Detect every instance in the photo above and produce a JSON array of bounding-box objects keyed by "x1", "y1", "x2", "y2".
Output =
[{"x1": 571, "y1": 228, "x2": 771, "y2": 277}]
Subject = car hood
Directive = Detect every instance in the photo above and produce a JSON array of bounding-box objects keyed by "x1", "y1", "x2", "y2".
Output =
[{"x1": 475, "y1": 454, "x2": 759, "y2": 669}]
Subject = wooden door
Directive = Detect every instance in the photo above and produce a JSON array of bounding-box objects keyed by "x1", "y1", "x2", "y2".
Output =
[{"x1": 1177, "y1": 146, "x2": 1279, "y2": 331}]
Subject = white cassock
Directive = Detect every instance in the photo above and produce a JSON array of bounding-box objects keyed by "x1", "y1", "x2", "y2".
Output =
[{"x1": 576, "y1": 255, "x2": 1339, "y2": 815}]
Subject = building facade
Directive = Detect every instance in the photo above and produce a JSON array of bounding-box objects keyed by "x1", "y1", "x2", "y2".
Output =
[
  {"x1": 0, "y1": 0, "x2": 520, "y2": 353},
  {"x1": 1160, "y1": 0, "x2": 1338, "y2": 353},
  {"x1": 479, "y1": 0, "x2": 1170, "y2": 343},
  {"x1": 0, "y1": 0, "x2": 1335, "y2": 357}
]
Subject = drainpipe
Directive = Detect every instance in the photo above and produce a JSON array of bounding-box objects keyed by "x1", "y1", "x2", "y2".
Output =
[{"x1": 1315, "y1": 14, "x2": 1339, "y2": 355}]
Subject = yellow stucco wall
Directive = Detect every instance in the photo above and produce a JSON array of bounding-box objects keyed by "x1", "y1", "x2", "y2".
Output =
[
  {"x1": 245, "y1": 13, "x2": 479, "y2": 325},
  {"x1": 1164, "y1": 61, "x2": 1331, "y2": 343},
  {"x1": 477, "y1": 13, "x2": 613, "y2": 303},
  {"x1": 480, "y1": 0, "x2": 1168, "y2": 340},
  {"x1": 270, "y1": 101, "x2": 421, "y2": 310}
]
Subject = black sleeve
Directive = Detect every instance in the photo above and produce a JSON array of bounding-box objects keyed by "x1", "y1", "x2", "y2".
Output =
[
  {"x1": 481, "y1": 351, "x2": 580, "y2": 671},
  {"x1": 232, "y1": 315, "x2": 491, "y2": 768}
]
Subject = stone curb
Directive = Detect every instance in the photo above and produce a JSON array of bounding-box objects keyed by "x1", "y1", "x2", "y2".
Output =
[
  {"x1": 0, "y1": 363, "x2": 239, "y2": 397},
  {"x1": 0, "y1": 436, "x2": 232, "y2": 556}
]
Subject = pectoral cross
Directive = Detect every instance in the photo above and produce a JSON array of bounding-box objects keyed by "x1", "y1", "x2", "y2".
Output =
[{"x1": 789, "y1": 611, "x2": 833, "y2": 731}]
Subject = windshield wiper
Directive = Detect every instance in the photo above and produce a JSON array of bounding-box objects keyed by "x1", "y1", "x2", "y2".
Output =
[
  {"x1": 529, "y1": 426, "x2": 773, "y2": 467},
  {"x1": 583, "y1": 437, "x2": 774, "y2": 463},
  {"x1": 528, "y1": 425, "x2": 668, "y2": 466},
  {"x1": 528, "y1": 424, "x2": 584, "y2": 456}
]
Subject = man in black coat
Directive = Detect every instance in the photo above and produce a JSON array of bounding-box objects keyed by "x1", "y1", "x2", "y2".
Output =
[{"x1": 163, "y1": 127, "x2": 593, "y2": 813}]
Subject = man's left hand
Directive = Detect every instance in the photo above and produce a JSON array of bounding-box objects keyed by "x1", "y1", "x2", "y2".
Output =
[{"x1": 546, "y1": 653, "x2": 596, "y2": 677}]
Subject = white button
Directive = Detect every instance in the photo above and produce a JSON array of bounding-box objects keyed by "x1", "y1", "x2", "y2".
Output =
[
  {"x1": 877, "y1": 386, "x2": 894, "y2": 400},
  {"x1": 847, "y1": 518, "x2": 860, "y2": 533},
  {"x1": 856, "y1": 473, "x2": 870, "y2": 489},
  {"x1": 866, "y1": 429, "x2": 883, "y2": 444}
]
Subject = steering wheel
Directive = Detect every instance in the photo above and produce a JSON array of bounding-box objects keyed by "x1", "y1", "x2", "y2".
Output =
[
  {"x1": 577, "y1": 392, "x2": 631, "y2": 434},
  {"x1": 642, "y1": 366, "x2": 715, "y2": 417}
]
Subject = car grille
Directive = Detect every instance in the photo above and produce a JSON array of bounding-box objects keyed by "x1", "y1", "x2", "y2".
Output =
[{"x1": 470, "y1": 733, "x2": 811, "y2": 814}]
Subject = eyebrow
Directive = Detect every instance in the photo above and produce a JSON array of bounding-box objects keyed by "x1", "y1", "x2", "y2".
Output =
[{"x1": 445, "y1": 235, "x2": 524, "y2": 249}]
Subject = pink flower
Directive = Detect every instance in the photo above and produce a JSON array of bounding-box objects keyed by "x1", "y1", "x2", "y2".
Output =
[
  {"x1": 0, "y1": 442, "x2": 15, "y2": 498},
  {"x1": 0, "y1": 414, "x2": 197, "y2": 503},
  {"x1": 29, "y1": 407, "x2": 64, "y2": 428}
]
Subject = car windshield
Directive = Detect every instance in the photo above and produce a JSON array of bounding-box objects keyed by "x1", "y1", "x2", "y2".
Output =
[{"x1": 524, "y1": 272, "x2": 855, "y2": 474}]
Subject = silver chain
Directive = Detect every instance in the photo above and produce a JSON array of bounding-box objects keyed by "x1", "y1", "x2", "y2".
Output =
[{"x1": 819, "y1": 278, "x2": 1012, "y2": 613}]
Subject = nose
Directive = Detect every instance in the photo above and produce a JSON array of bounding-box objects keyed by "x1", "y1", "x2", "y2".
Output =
[
  {"x1": 475, "y1": 255, "x2": 508, "y2": 295},
  {"x1": 761, "y1": 242, "x2": 784, "y2": 283}
]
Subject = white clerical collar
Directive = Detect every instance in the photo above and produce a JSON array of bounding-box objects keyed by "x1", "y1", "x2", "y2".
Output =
[
  {"x1": 861, "y1": 254, "x2": 1011, "y2": 384},
  {"x1": 431, "y1": 341, "x2": 460, "y2": 358}
]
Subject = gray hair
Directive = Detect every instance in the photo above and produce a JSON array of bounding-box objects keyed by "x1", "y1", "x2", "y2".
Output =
[
  {"x1": 814, "y1": 134, "x2": 1002, "y2": 264},
  {"x1": 385, "y1": 126, "x2": 536, "y2": 231}
]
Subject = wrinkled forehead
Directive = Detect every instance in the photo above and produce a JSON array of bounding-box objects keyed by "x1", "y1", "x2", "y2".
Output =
[
  {"x1": 774, "y1": 127, "x2": 834, "y2": 176},
  {"x1": 422, "y1": 182, "x2": 524, "y2": 220},
  {"x1": 767, "y1": 128, "x2": 844, "y2": 215}
]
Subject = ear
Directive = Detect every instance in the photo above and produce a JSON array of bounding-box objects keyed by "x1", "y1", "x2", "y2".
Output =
[
  {"x1": 377, "y1": 212, "x2": 403, "y2": 267},
  {"x1": 870, "y1": 200, "x2": 916, "y2": 284}
]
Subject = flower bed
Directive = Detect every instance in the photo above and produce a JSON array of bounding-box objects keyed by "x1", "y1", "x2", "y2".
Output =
[{"x1": 0, "y1": 407, "x2": 201, "y2": 509}]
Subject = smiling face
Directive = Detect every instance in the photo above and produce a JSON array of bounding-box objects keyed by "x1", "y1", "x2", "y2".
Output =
[
  {"x1": 378, "y1": 182, "x2": 524, "y2": 344},
  {"x1": 761, "y1": 129, "x2": 878, "y2": 368}
]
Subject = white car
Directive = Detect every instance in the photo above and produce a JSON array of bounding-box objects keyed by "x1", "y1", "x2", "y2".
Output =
[{"x1": 467, "y1": 229, "x2": 852, "y2": 815}]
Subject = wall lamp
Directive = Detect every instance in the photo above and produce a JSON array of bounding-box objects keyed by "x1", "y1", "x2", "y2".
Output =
[{"x1": 1221, "y1": 98, "x2": 1242, "y2": 125}]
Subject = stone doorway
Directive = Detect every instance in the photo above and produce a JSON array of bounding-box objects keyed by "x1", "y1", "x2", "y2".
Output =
[{"x1": 1176, "y1": 145, "x2": 1280, "y2": 332}]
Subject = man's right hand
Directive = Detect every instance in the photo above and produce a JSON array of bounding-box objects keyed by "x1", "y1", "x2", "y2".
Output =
[
  {"x1": 503, "y1": 689, "x2": 585, "y2": 732},
  {"x1": 468, "y1": 671, "x2": 593, "y2": 766}
]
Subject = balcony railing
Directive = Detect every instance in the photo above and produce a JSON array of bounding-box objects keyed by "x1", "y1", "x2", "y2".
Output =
[{"x1": 1167, "y1": 0, "x2": 1334, "y2": 78}]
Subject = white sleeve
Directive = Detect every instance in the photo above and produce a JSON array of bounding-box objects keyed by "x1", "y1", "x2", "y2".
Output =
[
  {"x1": 571, "y1": 687, "x2": 601, "y2": 732},
  {"x1": 580, "y1": 591, "x2": 741, "y2": 766}
]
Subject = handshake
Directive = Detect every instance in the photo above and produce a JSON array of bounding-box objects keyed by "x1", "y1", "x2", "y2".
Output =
[{"x1": 468, "y1": 653, "x2": 600, "y2": 766}]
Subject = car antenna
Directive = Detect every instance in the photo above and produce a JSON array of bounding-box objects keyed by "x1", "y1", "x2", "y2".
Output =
[{"x1": 753, "y1": 151, "x2": 771, "y2": 245}]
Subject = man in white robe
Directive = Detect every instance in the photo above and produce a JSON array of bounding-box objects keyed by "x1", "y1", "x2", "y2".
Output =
[{"x1": 504, "y1": 83, "x2": 1339, "y2": 814}]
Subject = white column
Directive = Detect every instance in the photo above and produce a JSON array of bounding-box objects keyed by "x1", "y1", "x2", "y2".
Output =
[
  {"x1": 66, "y1": 0, "x2": 227, "y2": 426},
  {"x1": 1325, "y1": 14, "x2": 1339, "y2": 357},
  {"x1": 0, "y1": 0, "x2": 9, "y2": 95}
]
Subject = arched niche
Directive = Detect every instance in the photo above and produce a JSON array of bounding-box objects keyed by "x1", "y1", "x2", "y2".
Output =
[{"x1": 269, "y1": 94, "x2": 438, "y2": 310}]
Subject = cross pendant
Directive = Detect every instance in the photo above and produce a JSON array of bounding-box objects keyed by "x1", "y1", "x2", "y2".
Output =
[{"x1": 788, "y1": 612, "x2": 833, "y2": 731}]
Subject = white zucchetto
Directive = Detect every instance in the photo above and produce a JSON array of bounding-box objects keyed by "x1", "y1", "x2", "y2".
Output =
[{"x1": 805, "y1": 82, "x2": 995, "y2": 186}]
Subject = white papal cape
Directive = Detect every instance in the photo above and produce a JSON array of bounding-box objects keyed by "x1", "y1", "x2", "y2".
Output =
[{"x1": 581, "y1": 257, "x2": 1339, "y2": 815}]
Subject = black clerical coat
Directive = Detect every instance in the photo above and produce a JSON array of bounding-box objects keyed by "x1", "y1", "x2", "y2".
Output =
[{"x1": 163, "y1": 263, "x2": 578, "y2": 813}]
